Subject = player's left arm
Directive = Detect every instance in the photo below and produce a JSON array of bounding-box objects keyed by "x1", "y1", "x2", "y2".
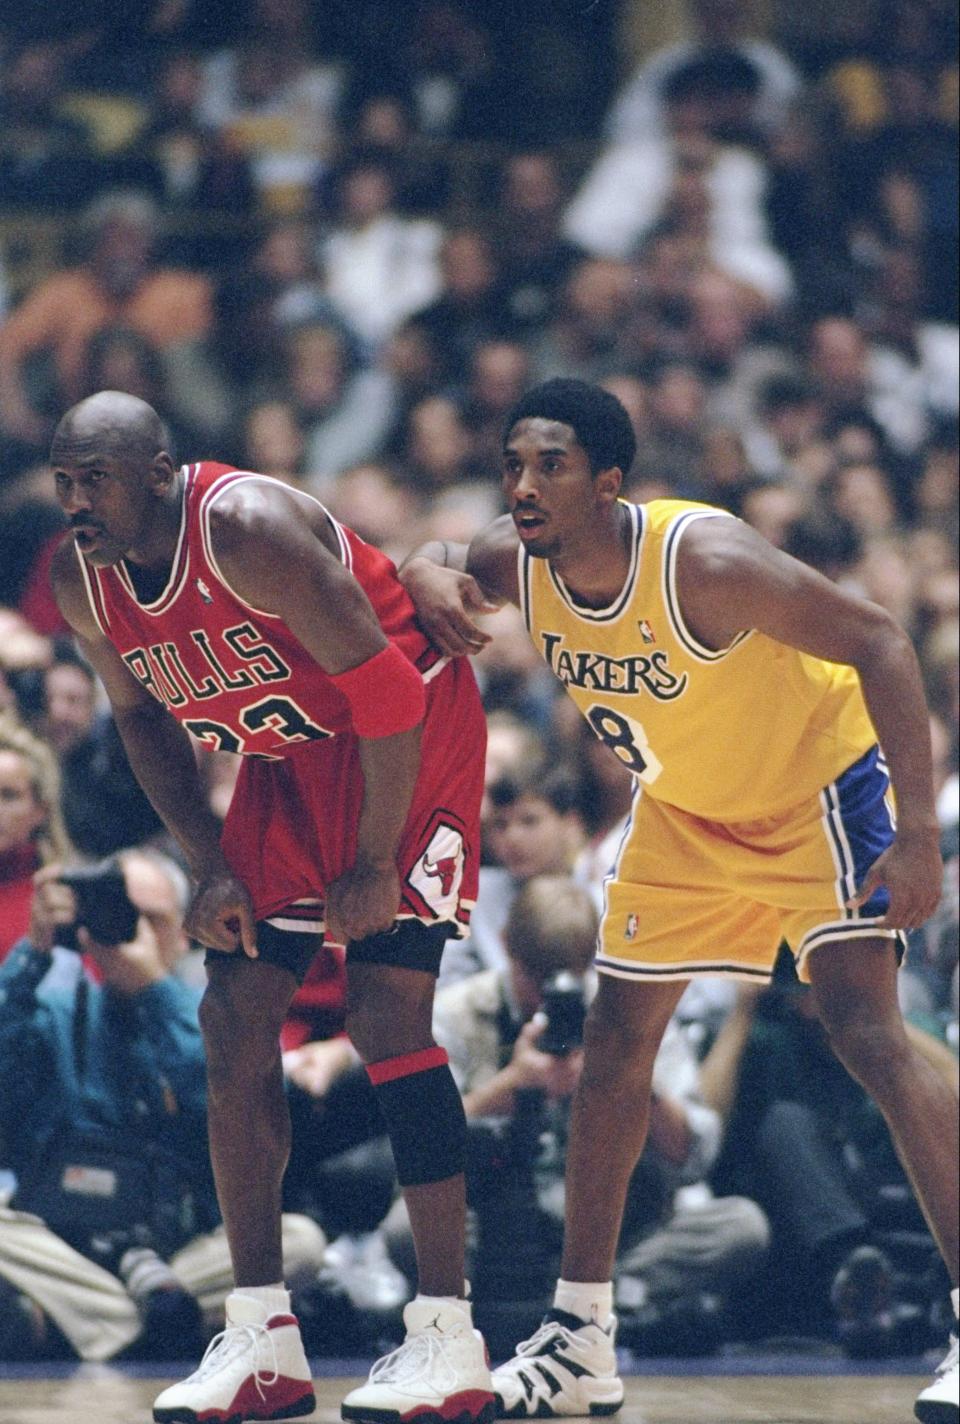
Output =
[
  {"x1": 676, "y1": 516, "x2": 942, "y2": 930},
  {"x1": 209, "y1": 483, "x2": 425, "y2": 944}
]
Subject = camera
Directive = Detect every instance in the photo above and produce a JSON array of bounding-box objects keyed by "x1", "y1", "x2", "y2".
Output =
[
  {"x1": 537, "y1": 971, "x2": 588, "y2": 1056},
  {"x1": 58, "y1": 856, "x2": 139, "y2": 950}
]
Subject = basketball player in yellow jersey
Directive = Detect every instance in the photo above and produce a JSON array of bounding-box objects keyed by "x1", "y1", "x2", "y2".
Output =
[{"x1": 400, "y1": 379, "x2": 958, "y2": 1424}]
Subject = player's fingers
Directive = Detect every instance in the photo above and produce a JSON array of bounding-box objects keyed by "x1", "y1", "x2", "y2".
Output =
[
  {"x1": 186, "y1": 903, "x2": 236, "y2": 952},
  {"x1": 846, "y1": 868, "x2": 882, "y2": 909},
  {"x1": 448, "y1": 609, "x2": 491, "y2": 649},
  {"x1": 234, "y1": 902, "x2": 259, "y2": 959},
  {"x1": 462, "y1": 579, "x2": 502, "y2": 616}
]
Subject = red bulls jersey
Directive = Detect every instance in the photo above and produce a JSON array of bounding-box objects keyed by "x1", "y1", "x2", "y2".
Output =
[{"x1": 75, "y1": 462, "x2": 441, "y2": 758}]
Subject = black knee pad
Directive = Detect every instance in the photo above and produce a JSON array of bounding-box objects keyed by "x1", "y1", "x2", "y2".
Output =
[{"x1": 367, "y1": 1047, "x2": 467, "y2": 1186}]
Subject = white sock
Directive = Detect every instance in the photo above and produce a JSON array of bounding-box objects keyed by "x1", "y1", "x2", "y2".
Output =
[
  {"x1": 952, "y1": 1286, "x2": 959, "y2": 1319},
  {"x1": 555, "y1": 1279, "x2": 613, "y2": 1327},
  {"x1": 232, "y1": 1283, "x2": 290, "y2": 1316}
]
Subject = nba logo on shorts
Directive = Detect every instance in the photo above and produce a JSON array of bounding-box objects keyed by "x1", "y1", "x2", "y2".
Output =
[{"x1": 625, "y1": 913, "x2": 639, "y2": 940}]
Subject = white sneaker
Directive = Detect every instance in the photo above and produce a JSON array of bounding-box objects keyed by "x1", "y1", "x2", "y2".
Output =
[
  {"x1": 153, "y1": 1292, "x2": 316, "y2": 1424},
  {"x1": 916, "y1": 1330, "x2": 959, "y2": 1424},
  {"x1": 341, "y1": 1296, "x2": 494, "y2": 1424},
  {"x1": 492, "y1": 1310, "x2": 623, "y2": 1418}
]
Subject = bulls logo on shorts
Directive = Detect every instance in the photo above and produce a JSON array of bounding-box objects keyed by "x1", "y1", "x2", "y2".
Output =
[{"x1": 407, "y1": 822, "x2": 465, "y2": 919}]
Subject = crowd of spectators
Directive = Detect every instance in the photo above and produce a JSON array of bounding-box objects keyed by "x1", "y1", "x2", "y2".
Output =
[{"x1": 0, "y1": 0, "x2": 957, "y2": 1369}]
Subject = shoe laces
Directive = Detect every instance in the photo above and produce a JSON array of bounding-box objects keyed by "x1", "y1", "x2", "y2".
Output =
[
  {"x1": 370, "y1": 1331, "x2": 458, "y2": 1391},
  {"x1": 501, "y1": 1320, "x2": 577, "y2": 1373},
  {"x1": 189, "y1": 1322, "x2": 280, "y2": 1399}
]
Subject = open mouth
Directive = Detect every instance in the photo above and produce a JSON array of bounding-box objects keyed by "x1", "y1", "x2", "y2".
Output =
[
  {"x1": 72, "y1": 526, "x2": 103, "y2": 551},
  {"x1": 514, "y1": 509, "x2": 547, "y2": 538}
]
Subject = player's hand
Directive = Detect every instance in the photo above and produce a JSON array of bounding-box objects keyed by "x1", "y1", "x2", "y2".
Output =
[
  {"x1": 325, "y1": 857, "x2": 400, "y2": 945},
  {"x1": 187, "y1": 864, "x2": 259, "y2": 957},
  {"x1": 401, "y1": 559, "x2": 500, "y2": 658},
  {"x1": 846, "y1": 827, "x2": 943, "y2": 931}
]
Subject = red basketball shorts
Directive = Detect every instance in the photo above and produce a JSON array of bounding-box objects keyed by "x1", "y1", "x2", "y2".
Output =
[{"x1": 221, "y1": 657, "x2": 485, "y2": 939}]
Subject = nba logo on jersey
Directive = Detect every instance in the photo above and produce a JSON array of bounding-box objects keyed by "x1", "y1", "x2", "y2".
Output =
[
  {"x1": 638, "y1": 620, "x2": 656, "y2": 644},
  {"x1": 196, "y1": 578, "x2": 214, "y2": 604},
  {"x1": 625, "y1": 913, "x2": 639, "y2": 940},
  {"x1": 408, "y1": 823, "x2": 465, "y2": 917}
]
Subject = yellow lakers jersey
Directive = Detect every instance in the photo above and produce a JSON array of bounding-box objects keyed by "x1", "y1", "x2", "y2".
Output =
[{"x1": 519, "y1": 499, "x2": 877, "y2": 821}]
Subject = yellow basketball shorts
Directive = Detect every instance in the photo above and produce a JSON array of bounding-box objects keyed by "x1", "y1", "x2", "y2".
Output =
[{"x1": 598, "y1": 746, "x2": 905, "y2": 984}]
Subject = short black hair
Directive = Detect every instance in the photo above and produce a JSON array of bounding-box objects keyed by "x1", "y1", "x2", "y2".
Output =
[
  {"x1": 503, "y1": 378, "x2": 637, "y2": 477},
  {"x1": 488, "y1": 765, "x2": 580, "y2": 817}
]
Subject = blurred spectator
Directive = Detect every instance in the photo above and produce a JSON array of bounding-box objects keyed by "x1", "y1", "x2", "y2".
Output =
[
  {"x1": 493, "y1": 152, "x2": 584, "y2": 338},
  {"x1": 462, "y1": 339, "x2": 533, "y2": 474},
  {"x1": 194, "y1": 0, "x2": 342, "y2": 213},
  {"x1": 324, "y1": 463, "x2": 422, "y2": 564},
  {"x1": 74, "y1": 324, "x2": 204, "y2": 457},
  {"x1": 705, "y1": 959, "x2": 956, "y2": 1355},
  {"x1": 33, "y1": 644, "x2": 166, "y2": 862},
  {"x1": 0, "y1": 717, "x2": 71, "y2": 962},
  {"x1": 530, "y1": 256, "x2": 638, "y2": 386},
  {"x1": 804, "y1": 315, "x2": 933, "y2": 456},
  {"x1": 564, "y1": 56, "x2": 793, "y2": 308},
  {"x1": 606, "y1": 0, "x2": 803, "y2": 145},
  {"x1": 239, "y1": 399, "x2": 308, "y2": 485},
  {"x1": 438, "y1": 768, "x2": 584, "y2": 987},
  {"x1": 0, "y1": 39, "x2": 104, "y2": 211},
  {"x1": 413, "y1": 228, "x2": 513, "y2": 386},
  {"x1": 0, "y1": 851, "x2": 326, "y2": 1362},
  {"x1": 0, "y1": 191, "x2": 215, "y2": 456},
  {"x1": 108, "y1": 46, "x2": 256, "y2": 256},
  {"x1": 319, "y1": 147, "x2": 444, "y2": 352},
  {"x1": 394, "y1": 393, "x2": 478, "y2": 497},
  {"x1": 387, "y1": 876, "x2": 768, "y2": 1358},
  {"x1": 279, "y1": 320, "x2": 395, "y2": 493}
]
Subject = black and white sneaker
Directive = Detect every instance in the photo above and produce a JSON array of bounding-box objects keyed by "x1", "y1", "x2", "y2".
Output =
[
  {"x1": 491, "y1": 1310, "x2": 623, "y2": 1418},
  {"x1": 915, "y1": 1290, "x2": 959, "y2": 1424}
]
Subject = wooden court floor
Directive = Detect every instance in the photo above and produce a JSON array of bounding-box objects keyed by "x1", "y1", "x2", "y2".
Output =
[{"x1": 0, "y1": 1370, "x2": 931, "y2": 1424}]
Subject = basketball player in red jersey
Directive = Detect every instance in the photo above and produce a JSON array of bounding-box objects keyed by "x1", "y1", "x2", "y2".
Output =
[{"x1": 49, "y1": 391, "x2": 495, "y2": 1424}]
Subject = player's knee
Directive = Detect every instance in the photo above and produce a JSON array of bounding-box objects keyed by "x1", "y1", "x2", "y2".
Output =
[
  {"x1": 344, "y1": 965, "x2": 434, "y2": 1061},
  {"x1": 581, "y1": 999, "x2": 661, "y2": 1082},
  {"x1": 199, "y1": 979, "x2": 281, "y2": 1085},
  {"x1": 821, "y1": 1013, "x2": 910, "y2": 1093}
]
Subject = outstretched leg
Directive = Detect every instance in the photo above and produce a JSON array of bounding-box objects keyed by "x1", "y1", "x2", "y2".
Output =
[
  {"x1": 807, "y1": 937, "x2": 958, "y2": 1284},
  {"x1": 344, "y1": 959, "x2": 466, "y2": 1296},
  {"x1": 199, "y1": 954, "x2": 299, "y2": 1285},
  {"x1": 562, "y1": 975, "x2": 688, "y2": 1283},
  {"x1": 491, "y1": 976, "x2": 686, "y2": 1422},
  {"x1": 341, "y1": 956, "x2": 493, "y2": 1424}
]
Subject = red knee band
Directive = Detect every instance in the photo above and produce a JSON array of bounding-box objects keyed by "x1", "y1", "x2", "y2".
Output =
[
  {"x1": 329, "y1": 643, "x2": 425, "y2": 738},
  {"x1": 365, "y1": 1045, "x2": 449, "y2": 1085}
]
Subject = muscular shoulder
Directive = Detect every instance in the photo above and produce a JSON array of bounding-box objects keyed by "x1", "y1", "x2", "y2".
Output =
[
  {"x1": 208, "y1": 478, "x2": 342, "y2": 612},
  {"x1": 468, "y1": 514, "x2": 521, "y2": 606},
  {"x1": 675, "y1": 512, "x2": 765, "y2": 586},
  {"x1": 208, "y1": 479, "x2": 337, "y2": 562}
]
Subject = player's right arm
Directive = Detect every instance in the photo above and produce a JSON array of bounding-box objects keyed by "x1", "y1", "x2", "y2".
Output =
[
  {"x1": 49, "y1": 538, "x2": 258, "y2": 957},
  {"x1": 398, "y1": 514, "x2": 521, "y2": 657}
]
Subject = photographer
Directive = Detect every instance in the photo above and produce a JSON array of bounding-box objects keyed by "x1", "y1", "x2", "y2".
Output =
[
  {"x1": 384, "y1": 874, "x2": 768, "y2": 1356},
  {"x1": 0, "y1": 850, "x2": 324, "y2": 1362}
]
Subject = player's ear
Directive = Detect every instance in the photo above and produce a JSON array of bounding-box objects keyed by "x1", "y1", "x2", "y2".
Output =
[
  {"x1": 595, "y1": 465, "x2": 622, "y2": 505},
  {"x1": 149, "y1": 451, "x2": 178, "y2": 493}
]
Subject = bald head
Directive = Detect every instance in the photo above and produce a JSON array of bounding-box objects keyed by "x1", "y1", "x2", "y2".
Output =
[{"x1": 52, "y1": 390, "x2": 168, "y2": 463}]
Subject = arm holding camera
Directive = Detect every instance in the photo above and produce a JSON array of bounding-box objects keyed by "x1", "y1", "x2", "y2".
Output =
[{"x1": 462, "y1": 1014, "x2": 584, "y2": 1120}]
